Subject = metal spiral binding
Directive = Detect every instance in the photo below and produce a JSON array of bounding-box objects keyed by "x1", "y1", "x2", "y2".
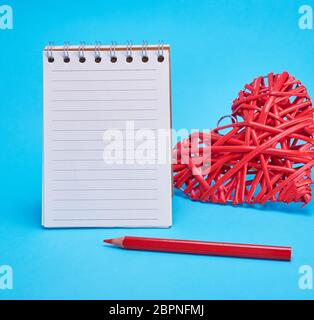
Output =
[
  {"x1": 47, "y1": 42, "x2": 54, "y2": 63},
  {"x1": 126, "y1": 41, "x2": 133, "y2": 63},
  {"x1": 79, "y1": 41, "x2": 86, "y2": 63},
  {"x1": 110, "y1": 41, "x2": 117, "y2": 63},
  {"x1": 63, "y1": 42, "x2": 70, "y2": 63},
  {"x1": 94, "y1": 41, "x2": 102, "y2": 63},
  {"x1": 141, "y1": 41, "x2": 149, "y2": 63},
  {"x1": 157, "y1": 41, "x2": 164, "y2": 62},
  {"x1": 47, "y1": 41, "x2": 166, "y2": 63}
]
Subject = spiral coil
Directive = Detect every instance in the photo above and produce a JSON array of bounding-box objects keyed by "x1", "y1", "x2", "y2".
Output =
[
  {"x1": 47, "y1": 42, "x2": 54, "y2": 63},
  {"x1": 63, "y1": 41, "x2": 70, "y2": 63},
  {"x1": 46, "y1": 41, "x2": 166, "y2": 63},
  {"x1": 94, "y1": 41, "x2": 102, "y2": 63},
  {"x1": 141, "y1": 41, "x2": 149, "y2": 63},
  {"x1": 157, "y1": 41, "x2": 164, "y2": 62},
  {"x1": 110, "y1": 41, "x2": 117, "y2": 63},
  {"x1": 78, "y1": 41, "x2": 86, "y2": 63},
  {"x1": 126, "y1": 41, "x2": 133, "y2": 63}
]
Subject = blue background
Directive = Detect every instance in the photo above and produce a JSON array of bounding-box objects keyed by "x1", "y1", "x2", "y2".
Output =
[{"x1": 1, "y1": 0, "x2": 314, "y2": 299}]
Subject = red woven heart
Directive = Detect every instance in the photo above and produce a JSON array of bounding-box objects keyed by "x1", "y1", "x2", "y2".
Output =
[{"x1": 173, "y1": 72, "x2": 314, "y2": 206}]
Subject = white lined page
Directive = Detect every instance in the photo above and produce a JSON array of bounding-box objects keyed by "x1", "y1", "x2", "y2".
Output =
[{"x1": 43, "y1": 45, "x2": 172, "y2": 227}]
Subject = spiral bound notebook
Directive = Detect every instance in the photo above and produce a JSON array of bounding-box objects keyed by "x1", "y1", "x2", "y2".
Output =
[{"x1": 42, "y1": 43, "x2": 172, "y2": 228}]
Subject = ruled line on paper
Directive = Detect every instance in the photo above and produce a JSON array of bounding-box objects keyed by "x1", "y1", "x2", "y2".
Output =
[
  {"x1": 52, "y1": 149, "x2": 156, "y2": 152},
  {"x1": 52, "y1": 99, "x2": 158, "y2": 102},
  {"x1": 51, "y1": 69, "x2": 157, "y2": 72},
  {"x1": 52, "y1": 149, "x2": 104, "y2": 151},
  {"x1": 49, "y1": 105, "x2": 159, "y2": 108},
  {"x1": 53, "y1": 218, "x2": 159, "y2": 221},
  {"x1": 53, "y1": 178, "x2": 158, "y2": 181},
  {"x1": 53, "y1": 198, "x2": 158, "y2": 201},
  {"x1": 51, "y1": 129, "x2": 122, "y2": 132},
  {"x1": 52, "y1": 139, "x2": 104, "y2": 141},
  {"x1": 53, "y1": 168, "x2": 158, "y2": 171},
  {"x1": 51, "y1": 118, "x2": 158, "y2": 122},
  {"x1": 52, "y1": 160, "x2": 158, "y2": 162},
  {"x1": 49, "y1": 106, "x2": 159, "y2": 110},
  {"x1": 52, "y1": 138, "x2": 157, "y2": 141},
  {"x1": 52, "y1": 79, "x2": 157, "y2": 82},
  {"x1": 51, "y1": 108, "x2": 158, "y2": 112},
  {"x1": 52, "y1": 188, "x2": 159, "y2": 191},
  {"x1": 52, "y1": 208, "x2": 158, "y2": 212},
  {"x1": 51, "y1": 129, "x2": 160, "y2": 132},
  {"x1": 52, "y1": 159, "x2": 104, "y2": 162},
  {"x1": 52, "y1": 89, "x2": 157, "y2": 92}
]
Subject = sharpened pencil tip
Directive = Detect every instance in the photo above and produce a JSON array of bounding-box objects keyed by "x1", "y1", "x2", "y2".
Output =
[{"x1": 103, "y1": 239, "x2": 113, "y2": 244}]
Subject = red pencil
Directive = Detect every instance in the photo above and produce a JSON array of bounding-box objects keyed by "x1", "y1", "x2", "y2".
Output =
[{"x1": 104, "y1": 236, "x2": 291, "y2": 261}]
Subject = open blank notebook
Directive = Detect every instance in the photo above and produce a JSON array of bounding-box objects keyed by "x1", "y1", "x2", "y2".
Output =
[{"x1": 43, "y1": 43, "x2": 172, "y2": 227}]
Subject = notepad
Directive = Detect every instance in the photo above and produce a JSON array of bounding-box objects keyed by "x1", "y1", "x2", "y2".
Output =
[{"x1": 42, "y1": 43, "x2": 172, "y2": 228}]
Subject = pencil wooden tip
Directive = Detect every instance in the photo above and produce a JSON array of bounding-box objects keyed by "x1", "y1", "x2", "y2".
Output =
[{"x1": 103, "y1": 237, "x2": 124, "y2": 247}]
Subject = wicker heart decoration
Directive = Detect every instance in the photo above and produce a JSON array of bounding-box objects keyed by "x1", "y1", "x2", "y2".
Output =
[{"x1": 173, "y1": 72, "x2": 314, "y2": 206}]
